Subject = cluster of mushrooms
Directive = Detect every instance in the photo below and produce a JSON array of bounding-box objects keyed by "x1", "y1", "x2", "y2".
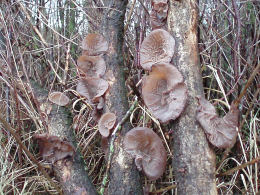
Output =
[
  {"x1": 33, "y1": 0, "x2": 239, "y2": 181},
  {"x1": 121, "y1": 0, "x2": 188, "y2": 181},
  {"x1": 74, "y1": 27, "x2": 184, "y2": 180}
]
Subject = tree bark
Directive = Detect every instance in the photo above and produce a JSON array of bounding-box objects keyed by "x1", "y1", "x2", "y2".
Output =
[
  {"x1": 32, "y1": 83, "x2": 98, "y2": 195},
  {"x1": 100, "y1": 1, "x2": 142, "y2": 194},
  {"x1": 167, "y1": 1, "x2": 217, "y2": 194}
]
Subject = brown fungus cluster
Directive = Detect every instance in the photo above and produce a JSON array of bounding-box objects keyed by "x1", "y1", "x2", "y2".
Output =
[
  {"x1": 76, "y1": 33, "x2": 109, "y2": 113},
  {"x1": 121, "y1": 2, "x2": 187, "y2": 181},
  {"x1": 140, "y1": 28, "x2": 187, "y2": 123},
  {"x1": 76, "y1": 34, "x2": 118, "y2": 153},
  {"x1": 34, "y1": 133, "x2": 75, "y2": 163}
]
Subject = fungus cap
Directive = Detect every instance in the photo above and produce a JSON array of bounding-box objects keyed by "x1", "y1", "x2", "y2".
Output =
[
  {"x1": 77, "y1": 55, "x2": 106, "y2": 77},
  {"x1": 140, "y1": 29, "x2": 175, "y2": 70},
  {"x1": 196, "y1": 96, "x2": 239, "y2": 148},
  {"x1": 142, "y1": 63, "x2": 187, "y2": 123},
  {"x1": 81, "y1": 33, "x2": 108, "y2": 56},
  {"x1": 98, "y1": 112, "x2": 117, "y2": 137},
  {"x1": 76, "y1": 77, "x2": 108, "y2": 104},
  {"x1": 123, "y1": 127, "x2": 167, "y2": 181},
  {"x1": 48, "y1": 91, "x2": 70, "y2": 106}
]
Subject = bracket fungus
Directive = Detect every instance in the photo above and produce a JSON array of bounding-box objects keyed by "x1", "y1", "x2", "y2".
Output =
[
  {"x1": 140, "y1": 29, "x2": 175, "y2": 70},
  {"x1": 196, "y1": 96, "x2": 239, "y2": 148},
  {"x1": 142, "y1": 63, "x2": 187, "y2": 123},
  {"x1": 98, "y1": 112, "x2": 117, "y2": 137},
  {"x1": 150, "y1": 0, "x2": 168, "y2": 30},
  {"x1": 77, "y1": 55, "x2": 106, "y2": 78},
  {"x1": 81, "y1": 33, "x2": 108, "y2": 56},
  {"x1": 48, "y1": 91, "x2": 70, "y2": 106},
  {"x1": 34, "y1": 134, "x2": 75, "y2": 163},
  {"x1": 123, "y1": 127, "x2": 167, "y2": 181},
  {"x1": 76, "y1": 77, "x2": 108, "y2": 104}
]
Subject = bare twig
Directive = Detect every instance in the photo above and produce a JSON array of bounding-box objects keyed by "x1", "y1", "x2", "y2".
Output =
[
  {"x1": 217, "y1": 156, "x2": 260, "y2": 176},
  {"x1": 234, "y1": 63, "x2": 260, "y2": 106}
]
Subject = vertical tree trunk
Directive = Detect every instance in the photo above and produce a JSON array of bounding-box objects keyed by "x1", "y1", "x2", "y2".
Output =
[
  {"x1": 100, "y1": 1, "x2": 142, "y2": 194},
  {"x1": 168, "y1": 1, "x2": 217, "y2": 194}
]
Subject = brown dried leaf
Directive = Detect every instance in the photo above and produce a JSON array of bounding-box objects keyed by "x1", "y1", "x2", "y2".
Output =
[
  {"x1": 81, "y1": 33, "x2": 108, "y2": 56},
  {"x1": 123, "y1": 127, "x2": 167, "y2": 181},
  {"x1": 49, "y1": 92, "x2": 70, "y2": 106},
  {"x1": 77, "y1": 55, "x2": 106, "y2": 78},
  {"x1": 140, "y1": 29, "x2": 175, "y2": 70},
  {"x1": 34, "y1": 133, "x2": 75, "y2": 163},
  {"x1": 196, "y1": 96, "x2": 239, "y2": 148},
  {"x1": 76, "y1": 77, "x2": 109, "y2": 104},
  {"x1": 142, "y1": 63, "x2": 187, "y2": 123}
]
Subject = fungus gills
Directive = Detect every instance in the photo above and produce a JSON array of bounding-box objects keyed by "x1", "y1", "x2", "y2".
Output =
[{"x1": 123, "y1": 127, "x2": 167, "y2": 181}]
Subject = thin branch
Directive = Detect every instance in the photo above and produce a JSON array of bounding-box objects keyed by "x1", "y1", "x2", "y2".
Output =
[
  {"x1": 217, "y1": 156, "x2": 260, "y2": 176},
  {"x1": 234, "y1": 63, "x2": 260, "y2": 106}
]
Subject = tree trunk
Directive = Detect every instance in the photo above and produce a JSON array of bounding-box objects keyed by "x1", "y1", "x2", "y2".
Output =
[
  {"x1": 32, "y1": 83, "x2": 98, "y2": 195},
  {"x1": 100, "y1": 1, "x2": 142, "y2": 194},
  {"x1": 167, "y1": 1, "x2": 217, "y2": 194}
]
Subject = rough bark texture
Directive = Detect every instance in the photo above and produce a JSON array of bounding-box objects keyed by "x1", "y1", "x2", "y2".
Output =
[
  {"x1": 167, "y1": 1, "x2": 217, "y2": 194},
  {"x1": 100, "y1": 0, "x2": 142, "y2": 194},
  {"x1": 32, "y1": 83, "x2": 97, "y2": 195}
]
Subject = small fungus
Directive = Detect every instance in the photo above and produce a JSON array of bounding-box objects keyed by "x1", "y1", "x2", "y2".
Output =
[
  {"x1": 142, "y1": 63, "x2": 187, "y2": 123},
  {"x1": 150, "y1": 0, "x2": 168, "y2": 30},
  {"x1": 76, "y1": 77, "x2": 108, "y2": 104},
  {"x1": 140, "y1": 29, "x2": 175, "y2": 70},
  {"x1": 48, "y1": 91, "x2": 70, "y2": 106},
  {"x1": 81, "y1": 33, "x2": 108, "y2": 56},
  {"x1": 123, "y1": 127, "x2": 167, "y2": 181},
  {"x1": 77, "y1": 55, "x2": 106, "y2": 77},
  {"x1": 34, "y1": 133, "x2": 75, "y2": 163},
  {"x1": 98, "y1": 112, "x2": 117, "y2": 137},
  {"x1": 196, "y1": 96, "x2": 239, "y2": 148},
  {"x1": 150, "y1": 11, "x2": 167, "y2": 30}
]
